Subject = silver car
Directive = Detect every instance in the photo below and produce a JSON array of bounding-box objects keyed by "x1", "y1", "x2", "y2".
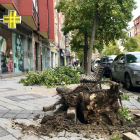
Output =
[
  {"x1": 110, "y1": 52, "x2": 140, "y2": 90},
  {"x1": 91, "y1": 59, "x2": 101, "y2": 72}
]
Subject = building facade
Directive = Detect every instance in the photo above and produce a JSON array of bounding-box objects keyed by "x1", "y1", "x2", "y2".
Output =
[
  {"x1": 0, "y1": 0, "x2": 57, "y2": 78},
  {"x1": 133, "y1": 15, "x2": 140, "y2": 37},
  {"x1": 127, "y1": 26, "x2": 134, "y2": 37}
]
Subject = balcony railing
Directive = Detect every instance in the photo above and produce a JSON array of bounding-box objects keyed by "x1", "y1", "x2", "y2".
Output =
[{"x1": 32, "y1": 1, "x2": 39, "y2": 28}]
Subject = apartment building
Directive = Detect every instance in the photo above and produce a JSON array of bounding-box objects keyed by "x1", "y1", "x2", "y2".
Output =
[
  {"x1": 127, "y1": 26, "x2": 134, "y2": 37},
  {"x1": 133, "y1": 15, "x2": 140, "y2": 37},
  {"x1": 0, "y1": 0, "x2": 57, "y2": 78}
]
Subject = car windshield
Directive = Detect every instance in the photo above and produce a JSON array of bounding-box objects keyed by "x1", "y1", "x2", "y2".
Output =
[
  {"x1": 95, "y1": 60, "x2": 101, "y2": 64},
  {"x1": 102, "y1": 56, "x2": 115, "y2": 62},
  {"x1": 126, "y1": 54, "x2": 140, "y2": 63}
]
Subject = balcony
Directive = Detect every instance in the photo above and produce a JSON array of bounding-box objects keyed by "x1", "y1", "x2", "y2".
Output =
[
  {"x1": 20, "y1": 0, "x2": 38, "y2": 30},
  {"x1": 0, "y1": 0, "x2": 20, "y2": 14}
]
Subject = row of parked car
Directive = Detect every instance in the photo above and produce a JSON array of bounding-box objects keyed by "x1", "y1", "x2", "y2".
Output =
[{"x1": 91, "y1": 52, "x2": 140, "y2": 90}]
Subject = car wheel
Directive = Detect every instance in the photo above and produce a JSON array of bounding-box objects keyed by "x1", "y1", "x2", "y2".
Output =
[
  {"x1": 125, "y1": 73, "x2": 133, "y2": 91},
  {"x1": 110, "y1": 72, "x2": 115, "y2": 81}
]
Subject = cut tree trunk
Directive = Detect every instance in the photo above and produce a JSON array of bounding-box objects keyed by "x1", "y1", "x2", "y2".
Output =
[{"x1": 87, "y1": 10, "x2": 98, "y2": 76}]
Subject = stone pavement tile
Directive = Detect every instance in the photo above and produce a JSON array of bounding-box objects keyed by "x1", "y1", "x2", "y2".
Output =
[
  {"x1": 65, "y1": 132, "x2": 80, "y2": 138},
  {"x1": 0, "y1": 113, "x2": 6, "y2": 118},
  {"x1": 0, "y1": 110, "x2": 9, "y2": 113},
  {"x1": 0, "y1": 126, "x2": 10, "y2": 137},
  {"x1": 14, "y1": 119, "x2": 37, "y2": 126},
  {"x1": 0, "y1": 118, "x2": 20, "y2": 134},
  {"x1": 122, "y1": 100, "x2": 133, "y2": 105},
  {"x1": 20, "y1": 110, "x2": 34, "y2": 114},
  {"x1": 13, "y1": 132, "x2": 44, "y2": 140},
  {"x1": 0, "y1": 134, "x2": 18, "y2": 140},
  {"x1": 48, "y1": 137, "x2": 69, "y2": 140},
  {"x1": 28, "y1": 113, "x2": 44, "y2": 119},
  {"x1": 2, "y1": 113, "x2": 18, "y2": 118},
  {"x1": 15, "y1": 113, "x2": 31, "y2": 119},
  {"x1": 8, "y1": 110, "x2": 22, "y2": 114},
  {"x1": 129, "y1": 97, "x2": 140, "y2": 109},
  {"x1": 125, "y1": 105, "x2": 138, "y2": 110},
  {"x1": 57, "y1": 130, "x2": 66, "y2": 137},
  {"x1": 41, "y1": 136, "x2": 49, "y2": 140},
  {"x1": 0, "y1": 106, "x2": 9, "y2": 110},
  {"x1": 68, "y1": 137, "x2": 89, "y2": 140}
]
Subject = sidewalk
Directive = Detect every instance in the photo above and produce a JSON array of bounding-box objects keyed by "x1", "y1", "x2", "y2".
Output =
[{"x1": 0, "y1": 76, "x2": 140, "y2": 140}]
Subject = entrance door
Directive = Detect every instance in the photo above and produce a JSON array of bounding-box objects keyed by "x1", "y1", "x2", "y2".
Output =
[
  {"x1": 51, "y1": 52, "x2": 53, "y2": 67},
  {"x1": 35, "y1": 43, "x2": 38, "y2": 71}
]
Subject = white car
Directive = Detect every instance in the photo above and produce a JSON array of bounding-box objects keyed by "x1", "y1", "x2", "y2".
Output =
[{"x1": 91, "y1": 59, "x2": 101, "y2": 72}]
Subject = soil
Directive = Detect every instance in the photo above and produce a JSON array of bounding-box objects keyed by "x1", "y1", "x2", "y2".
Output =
[{"x1": 13, "y1": 81, "x2": 140, "y2": 139}]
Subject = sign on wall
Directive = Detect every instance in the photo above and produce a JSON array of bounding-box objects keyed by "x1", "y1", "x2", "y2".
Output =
[{"x1": 3, "y1": 10, "x2": 21, "y2": 29}]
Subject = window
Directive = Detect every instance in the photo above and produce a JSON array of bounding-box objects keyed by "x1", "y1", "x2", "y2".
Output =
[{"x1": 126, "y1": 54, "x2": 140, "y2": 63}]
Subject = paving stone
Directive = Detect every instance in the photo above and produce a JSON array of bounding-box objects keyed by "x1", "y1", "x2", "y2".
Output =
[
  {"x1": 0, "y1": 134, "x2": 18, "y2": 140},
  {"x1": 28, "y1": 113, "x2": 44, "y2": 119},
  {"x1": 129, "y1": 97, "x2": 140, "y2": 110},
  {"x1": 20, "y1": 110, "x2": 34, "y2": 114},
  {"x1": 67, "y1": 107, "x2": 77, "y2": 123},
  {"x1": 0, "y1": 110, "x2": 9, "y2": 113},
  {"x1": 15, "y1": 113, "x2": 31, "y2": 119},
  {"x1": 90, "y1": 135, "x2": 96, "y2": 139},
  {"x1": 0, "y1": 126, "x2": 10, "y2": 137},
  {"x1": 8, "y1": 110, "x2": 22, "y2": 114},
  {"x1": 0, "y1": 113, "x2": 6, "y2": 118},
  {"x1": 123, "y1": 132, "x2": 140, "y2": 140},
  {"x1": 48, "y1": 137, "x2": 68, "y2": 140},
  {"x1": 41, "y1": 136, "x2": 50, "y2": 140},
  {"x1": 57, "y1": 130, "x2": 66, "y2": 137},
  {"x1": 2, "y1": 113, "x2": 17, "y2": 118}
]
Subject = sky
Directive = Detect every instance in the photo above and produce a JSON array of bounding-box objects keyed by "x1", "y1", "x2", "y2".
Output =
[{"x1": 128, "y1": 0, "x2": 140, "y2": 28}]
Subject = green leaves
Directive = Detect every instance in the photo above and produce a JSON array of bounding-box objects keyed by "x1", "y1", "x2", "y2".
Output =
[
  {"x1": 118, "y1": 105, "x2": 131, "y2": 121},
  {"x1": 19, "y1": 66, "x2": 84, "y2": 88},
  {"x1": 121, "y1": 93, "x2": 130, "y2": 101},
  {"x1": 122, "y1": 37, "x2": 138, "y2": 52},
  {"x1": 137, "y1": 97, "x2": 140, "y2": 103}
]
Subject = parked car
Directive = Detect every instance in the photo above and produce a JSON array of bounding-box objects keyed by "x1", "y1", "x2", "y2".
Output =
[
  {"x1": 100, "y1": 55, "x2": 117, "y2": 76},
  {"x1": 91, "y1": 59, "x2": 101, "y2": 72},
  {"x1": 109, "y1": 52, "x2": 140, "y2": 90}
]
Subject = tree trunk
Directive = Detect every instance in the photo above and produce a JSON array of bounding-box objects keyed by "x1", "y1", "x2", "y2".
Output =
[
  {"x1": 84, "y1": 31, "x2": 88, "y2": 74},
  {"x1": 87, "y1": 11, "x2": 98, "y2": 76}
]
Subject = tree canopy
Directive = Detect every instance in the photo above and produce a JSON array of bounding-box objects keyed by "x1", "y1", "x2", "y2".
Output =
[
  {"x1": 103, "y1": 42, "x2": 122, "y2": 56},
  {"x1": 55, "y1": 0, "x2": 137, "y2": 75},
  {"x1": 122, "y1": 37, "x2": 138, "y2": 52}
]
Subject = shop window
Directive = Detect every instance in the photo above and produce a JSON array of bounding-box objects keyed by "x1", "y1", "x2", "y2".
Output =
[
  {"x1": 13, "y1": 33, "x2": 24, "y2": 73},
  {"x1": 0, "y1": 36, "x2": 13, "y2": 73}
]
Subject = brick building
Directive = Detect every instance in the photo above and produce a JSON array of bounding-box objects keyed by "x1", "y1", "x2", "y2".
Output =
[
  {"x1": 0, "y1": 0, "x2": 60, "y2": 78},
  {"x1": 133, "y1": 15, "x2": 140, "y2": 37}
]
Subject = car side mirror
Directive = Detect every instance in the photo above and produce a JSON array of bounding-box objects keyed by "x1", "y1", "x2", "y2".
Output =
[{"x1": 118, "y1": 60, "x2": 124, "y2": 64}]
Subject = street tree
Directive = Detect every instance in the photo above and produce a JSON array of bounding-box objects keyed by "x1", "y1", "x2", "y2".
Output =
[
  {"x1": 55, "y1": 0, "x2": 137, "y2": 75},
  {"x1": 103, "y1": 42, "x2": 122, "y2": 56},
  {"x1": 122, "y1": 37, "x2": 138, "y2": 52}
]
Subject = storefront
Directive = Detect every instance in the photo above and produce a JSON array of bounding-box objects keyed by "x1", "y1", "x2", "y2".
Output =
[
  {"x1": 12, "y1": 32, "x2": 24, "y2": 73},
  {"x1": 42, "y1": 45, "x2": 51, "y2": 70},
  {"x1": 0, "y1": 26, "x2": 13, "y2": 74},
  {"x1": 50, "y1": 44, "x2": 58, "y2": 68},
  {"x1": 0, "y1": 24, "x2": 33, "y2": 78},
  {"x1": 60, "y1": 49, "x2": 65, "y2": 66}
]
